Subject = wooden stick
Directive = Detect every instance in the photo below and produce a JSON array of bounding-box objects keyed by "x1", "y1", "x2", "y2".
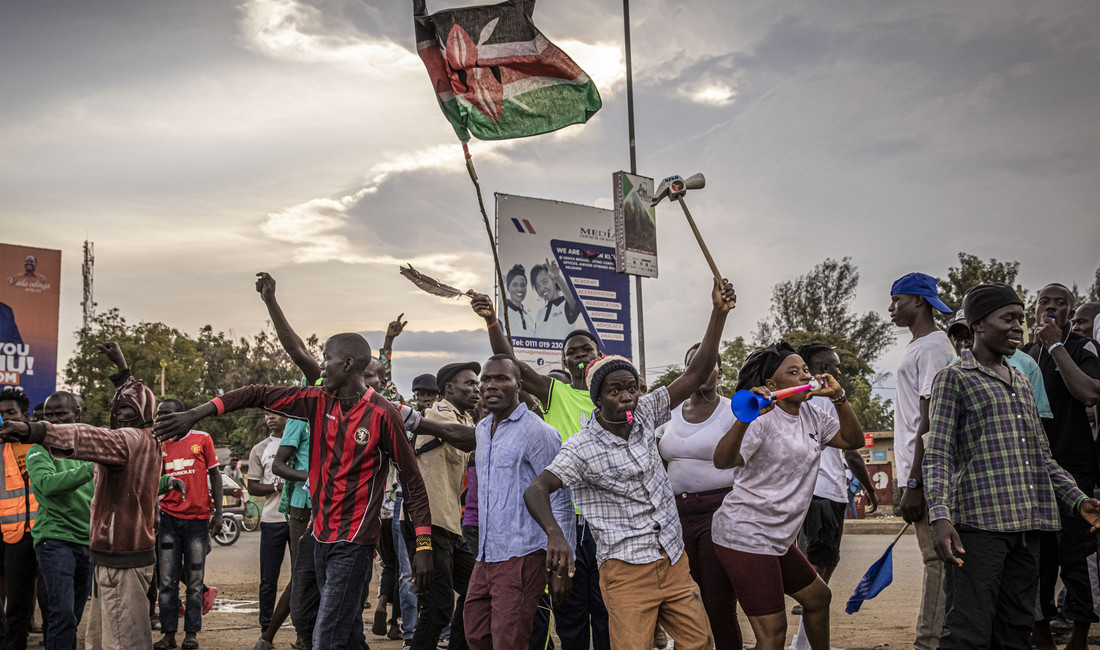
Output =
[
  {"x1": 889, "y1": 522, "x2": 912, "y2": 547},
  {"x1": 463, "y1": 143, "x2": 512, "y2": 340},
  {"x1": 676, "y1": 196, "x2": 723, "y2": 284}
]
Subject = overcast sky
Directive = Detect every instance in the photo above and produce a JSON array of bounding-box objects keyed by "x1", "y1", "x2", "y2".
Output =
[{"x1": 3, "y1": 0, "x2": 1099, "y2": 394}]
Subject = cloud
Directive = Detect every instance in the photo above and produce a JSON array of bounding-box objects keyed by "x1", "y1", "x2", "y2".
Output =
[
  {"x1": 238, "y1": 0, "x2": 419, "y2": 73},
  {"x1": 678, "y1": 81, "x2": 738, "y2": 107}
]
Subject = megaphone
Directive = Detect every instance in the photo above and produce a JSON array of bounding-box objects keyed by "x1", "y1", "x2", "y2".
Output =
[{"x1": 730, "y1": 379, "x2": 823, "y2": 423}]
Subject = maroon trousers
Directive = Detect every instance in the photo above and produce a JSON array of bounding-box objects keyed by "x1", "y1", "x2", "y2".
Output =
[
  {"x1": 463, "y1": 551, "x2": 547, "y2": 650},
  {"x1": 676, "y1": 487, "x2": 742, "y2": 650}
]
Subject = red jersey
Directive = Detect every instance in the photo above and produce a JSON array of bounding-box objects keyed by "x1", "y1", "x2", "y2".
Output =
[
  {"x1": 159, "y1": 430, "x2": 219, "y2": 520},
  {"x1": 212, "y1": 385, "x2": 431, "y2": 545}
]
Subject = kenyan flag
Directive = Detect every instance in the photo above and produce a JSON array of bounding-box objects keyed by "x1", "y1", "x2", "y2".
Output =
[{"x1": 413, "y1": 0, "x2": 603, "y2": 142}]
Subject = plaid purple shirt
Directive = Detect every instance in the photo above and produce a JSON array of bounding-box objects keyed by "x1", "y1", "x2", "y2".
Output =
[{"x1": 923, "y1": 350, "x2": 1085, "y2": 532}]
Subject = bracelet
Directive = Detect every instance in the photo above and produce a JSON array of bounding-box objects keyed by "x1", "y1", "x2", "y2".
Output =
[
  {"x1": 1048, "y1": 341, "x2": 1064, "y2": 354},
  {"x1": 831, "y1": 393, "x2": 847, "y2": 404},
  {"x1": 486, "y1": 319, "x2": 498, "y2": 330},
  {"x1": 415, "y1": 534, "x2": 433, "y2": 552},
  {"x1": 1076, "y1": 495, "x2": 1088, "y2": 513}
]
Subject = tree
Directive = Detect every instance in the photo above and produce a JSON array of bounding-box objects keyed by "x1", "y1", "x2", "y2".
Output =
[
  {"x1": 755, "y1": 258, "x2": 893, "y2": 364},
  {"x1": 63, "y1": 309, "x2": 320, "y2": 455},
  {"x1": 1089, "y1": 264, "x2": 1100, "y2": 303},
  {"x1": 781, "y1": 330, "x2": 893, "y2": 432},
  {"x1": 938, "y1": 252, "x2": 1091, "y2": 336},
  {"x1": 938, "y1": 253, "x2": 1026, "y2": 315},
  {"x1": 649, "y1": 336, "x2": 751, "y2": 397}
]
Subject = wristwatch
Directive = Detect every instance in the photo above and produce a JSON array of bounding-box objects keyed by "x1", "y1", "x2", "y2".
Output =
[{"x1": 907, "y1": 478, "x2": 923, "y2": 490}]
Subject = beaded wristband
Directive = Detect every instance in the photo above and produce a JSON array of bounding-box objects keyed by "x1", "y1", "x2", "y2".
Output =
[
  {"x1": 415, "y1": 534, "x2": 433, "y2": 552},
  {"x1": 487, "y1": 319, "x2": 498, "y2": 330}
]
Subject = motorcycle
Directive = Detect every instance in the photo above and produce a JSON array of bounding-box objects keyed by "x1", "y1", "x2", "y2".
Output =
[{"x1": 213, "y1": 472, "x2": 249, "y2": 546}]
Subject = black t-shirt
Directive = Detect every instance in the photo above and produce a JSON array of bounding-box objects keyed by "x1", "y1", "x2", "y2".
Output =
[{"x1": 1024, "y1": 328, "x2": 1100, "y2": 475}]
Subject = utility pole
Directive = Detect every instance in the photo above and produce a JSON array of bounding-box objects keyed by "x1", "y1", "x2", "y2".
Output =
[
  {"x1": 623, "y1": 0, "x2": 646, "y2": 380},
  {"x1": 81, "y1": 240, "x2": 95, "y2": 330}
]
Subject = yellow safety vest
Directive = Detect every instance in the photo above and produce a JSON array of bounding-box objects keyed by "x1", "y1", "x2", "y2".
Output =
[{"x1": 0, "y1": 443, "x2": 37, "y2": 544}]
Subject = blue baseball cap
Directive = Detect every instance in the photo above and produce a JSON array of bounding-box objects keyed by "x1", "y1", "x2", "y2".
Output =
[{"x1": 891, "y1": 273, "x2": 952, "y2": 314}]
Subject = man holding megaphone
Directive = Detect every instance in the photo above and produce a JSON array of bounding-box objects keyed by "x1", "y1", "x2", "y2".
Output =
[{"x1": 710, "y1": 342, "x2": 865, "y2": 650}]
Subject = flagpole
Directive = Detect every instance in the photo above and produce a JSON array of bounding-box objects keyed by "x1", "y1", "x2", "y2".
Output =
[
  {"x1": 623, "y1": 0, "x2": 647, "y2": 381},
  {"x1": 889, "y1": 522, "x2": 911, "y2": 547},
  {"x1": 462, "y1": 142, "x2": 512, "y2": 340}
]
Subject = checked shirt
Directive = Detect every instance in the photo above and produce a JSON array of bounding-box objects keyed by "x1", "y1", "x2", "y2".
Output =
[
  {"x1": 546, "y1": 386, "x2": 684, "y2": 567},
  {"x1": 924, "y1": 350, "x2": 1085, "y2": 532}
]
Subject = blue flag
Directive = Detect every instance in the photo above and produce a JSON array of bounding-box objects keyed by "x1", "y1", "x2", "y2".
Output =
[{"x1": 845, "y1": 541, "x2": 896, "y2": 614}]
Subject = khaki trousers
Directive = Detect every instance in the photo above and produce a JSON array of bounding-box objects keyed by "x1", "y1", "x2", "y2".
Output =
[
  {"x1": 915, "y1": 518, "x2": 946, "y2": 650},
  {"x1": 85, "y1": 564, "x2": 155, "y2": 650},
  {"x1": 599, "y1": 551, "x2": 713, "y2": 650}
]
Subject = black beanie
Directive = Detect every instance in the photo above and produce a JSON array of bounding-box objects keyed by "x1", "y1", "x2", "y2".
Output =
[
  {"x1": 584, "y1": 355, "x2": 639, "y2": 406},
  {"x1": 962, "y1": 284, "x2": 1024, "y2": 325}
]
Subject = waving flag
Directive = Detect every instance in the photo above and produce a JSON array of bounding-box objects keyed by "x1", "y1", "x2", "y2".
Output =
[
  {"x1": 413, "y1": 0, "x2": 603, "y2": 142},
  {"x1": 846, "y1": 523, "x2": 910, "y2": 614}
]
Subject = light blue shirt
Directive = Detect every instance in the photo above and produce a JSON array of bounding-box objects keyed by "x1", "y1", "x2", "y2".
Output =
[
  {"x1": 1007, "y1": 349, "x2": 1053, "y2": 419},
  {"x1": 476, "y1": 403, "x2": 575, "y2": 563}
]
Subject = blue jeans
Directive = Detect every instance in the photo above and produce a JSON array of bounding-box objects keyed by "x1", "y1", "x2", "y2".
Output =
[
  {"x1": 313, "y1": 540, "x2": 372, "y2": 650},
  {"x1": 259, "y1": 521, "x2": 290, "y2": 629},
  {"x1": 35, "y1": 539, "x2": 92, "y2": 650},
  {"x1": 393, "y1": 496, "x2": 417, "y2": 642},
  {"x1": 158, "y1": 512, "x2": 210, "y2": 634}
]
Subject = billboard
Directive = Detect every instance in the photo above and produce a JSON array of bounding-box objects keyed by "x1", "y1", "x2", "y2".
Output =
[
  {"x1": 496, "y1": 194, "x2": 632, "y2": 370},
  {"x1": 0, "y1": 244, "x2": 61, "y2": 409},
  {"x1": 612, "y1": 171, "x2": 658, "y2": 277}
]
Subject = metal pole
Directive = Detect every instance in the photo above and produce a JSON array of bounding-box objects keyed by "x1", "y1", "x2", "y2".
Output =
[{"x1": 624, "y1": 0, "x2": 646, "y2": 381}]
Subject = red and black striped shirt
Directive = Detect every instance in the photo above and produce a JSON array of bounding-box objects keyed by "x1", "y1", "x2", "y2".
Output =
[{"x1": 211, "y1": 385, "x2": 431, "y2": 545}]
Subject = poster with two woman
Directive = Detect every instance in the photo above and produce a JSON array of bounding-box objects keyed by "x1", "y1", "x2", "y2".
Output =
[{"x1": 495, "y1": 194, "x2": 633, "y2": 371}]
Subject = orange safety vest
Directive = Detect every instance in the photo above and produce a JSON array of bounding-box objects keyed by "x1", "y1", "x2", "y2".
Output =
[{"x1": 0, "y1": 443, "x2": 37, "y2": 544}]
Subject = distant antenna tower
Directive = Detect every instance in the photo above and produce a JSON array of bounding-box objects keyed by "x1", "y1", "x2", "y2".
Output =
[{"x1": 82, "y1": 240, "x2": 95, "y2": 330}]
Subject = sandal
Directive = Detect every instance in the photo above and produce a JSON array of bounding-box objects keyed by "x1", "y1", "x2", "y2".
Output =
[
  {"x1": 153, "y1": 638, "x2": 178, "y2": 650},
  {"x1": 181, "y1": 638, "x2": 200, "y2": 650}
]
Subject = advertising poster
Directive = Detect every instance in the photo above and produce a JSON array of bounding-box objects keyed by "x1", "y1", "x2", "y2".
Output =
[
  {"x1": 0, "y1": 244, "x2": 62, "y2": 409},
  {"x1": 496, "y1": 194, "x2": 632, "y2": 370},
  {"x1": 612, "y1": 171, "x2": 658, "y2": 277}
]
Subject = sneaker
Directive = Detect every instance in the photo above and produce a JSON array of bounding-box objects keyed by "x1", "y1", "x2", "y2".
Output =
[
  {"x1": 791, "y1": 604, "x2": 803, "y2": 615},
  {"x1": 202, "y1": 587, "x2": 217, "y2": 615}
]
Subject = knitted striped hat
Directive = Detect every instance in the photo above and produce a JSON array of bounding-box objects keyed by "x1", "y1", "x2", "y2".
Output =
[{"x1": 584, "y1": 355, "x2": 639, "y2": 406}]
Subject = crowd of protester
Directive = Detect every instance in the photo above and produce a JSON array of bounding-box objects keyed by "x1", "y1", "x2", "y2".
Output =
[{"x1": 0, "y1": 269, "x2": 1097, "y2": 650}]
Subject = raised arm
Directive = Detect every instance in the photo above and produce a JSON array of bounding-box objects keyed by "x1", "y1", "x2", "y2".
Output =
[
  {"x1": 548, "y1": 260, "x2": 580, "y2": 324},
  {"x1": 667, "y1": 278, "x2": 737, "y2": 408},
  {"x1": 256, "y1": 272, "x2": 321, "y2": 384},
  {"x1": 470, "y1": 291, "x2": 551, "y2": 404},
  {"x1": 379, "y1": 314, "x2": 407, "y2": 400},
  {"x1": 1037, "y1": 320, "x2": 1100, "y2": 406}
]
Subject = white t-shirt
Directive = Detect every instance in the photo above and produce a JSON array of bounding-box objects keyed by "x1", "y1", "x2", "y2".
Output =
[
  {"x1": 536, "y1": 296, "x2": 576, "y2": 341},
  {"x1": 248, "y1": 435, "x2": 285, "y2": 524},
  {"x1": 711, "y1": 400, "x2": 840, "y2": 556},
  {"x1": 893, "y1": 330, "x2": 954, "y2": 482},
  {"x1": 657, "y1": 397, "x2": 738, "y2": 494},
  {"x1": 808, "y1": 396, "x2": 848, "y2": 503}
]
